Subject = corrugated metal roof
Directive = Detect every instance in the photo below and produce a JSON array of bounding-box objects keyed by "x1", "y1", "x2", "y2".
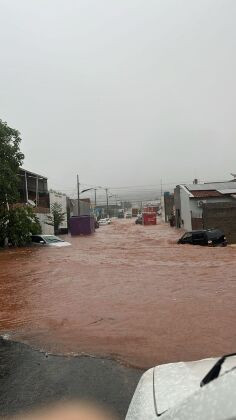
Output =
[
  {"x1": 218, "y1": 189, "x2": 236, "y2": 194},
  {"x1": 184, "y1": 181, "x2": 236, "y2": 191},
  {"x1": 190, "y1": 190, "x2": 222, "y2": 198},
  {"x1": 20, "y1": 167, "x2": 48, "y2": 180}
]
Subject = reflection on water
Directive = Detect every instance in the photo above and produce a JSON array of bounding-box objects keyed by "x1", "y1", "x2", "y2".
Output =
[{"x1": 1, "y1": 219, "x2": 236, "y2": 368}]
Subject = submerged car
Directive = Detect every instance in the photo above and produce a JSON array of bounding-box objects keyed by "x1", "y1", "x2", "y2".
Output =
[
  {"x1": 135, "y1": 215, "x2": 142, "y2": 225},
  {"x1": 98, "y1": 218, "x2": 111, "y2": 226},
  {"x1": 126, "y1": 353, "x2": 236, "y2": 419},
  {"x1": 31, "y1": 235, "x2": 71, "y2": 247},
  {"x1": 178, "y1": 229, "x2": 227, "y2": 247}
]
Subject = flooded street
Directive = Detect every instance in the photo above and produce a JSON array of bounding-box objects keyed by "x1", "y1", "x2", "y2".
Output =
[{"x1": 0, "y1": 219, "x2": 236, "y2": 369}]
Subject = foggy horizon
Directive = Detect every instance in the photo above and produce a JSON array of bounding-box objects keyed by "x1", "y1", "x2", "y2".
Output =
[{"x1": 1, "y1": 0, "x2": 236, "y2": 199}]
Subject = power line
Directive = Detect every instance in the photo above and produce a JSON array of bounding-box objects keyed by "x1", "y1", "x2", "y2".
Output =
[
  {"x1": 50, "y1": 179, "x2": 194, "y2": 190},
  {"x1": 107, "y1": 181, "x2": 193, "y2": 189},
  {"x1": 51, "y1": 183, "x2": 189, "y2": 193}
]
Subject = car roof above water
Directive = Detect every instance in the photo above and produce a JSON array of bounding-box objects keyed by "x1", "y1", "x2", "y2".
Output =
[
  {"x1": 31, "y1": 235, "x2": 59, "y2": 239},
  {"x1": 189, "y1": 229, "x2": 223, "y2": 234}
]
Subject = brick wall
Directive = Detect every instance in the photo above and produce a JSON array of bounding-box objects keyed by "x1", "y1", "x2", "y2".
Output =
[
  {"x1": 191, "y1": 217, "x2": 203, "y2": 230},
  {"x1": 202, "y1": 202, "x2": 236, "y2": 244}
]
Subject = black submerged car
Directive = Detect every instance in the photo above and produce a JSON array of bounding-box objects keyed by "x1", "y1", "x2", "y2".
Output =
[{"x1": 178, "y1": 229, "x2": 227, "y2": 247}]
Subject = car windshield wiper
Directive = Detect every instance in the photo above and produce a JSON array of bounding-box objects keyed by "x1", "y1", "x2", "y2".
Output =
[{"x1": 200, "y1": 352, "x2": 236, "y2": 387}]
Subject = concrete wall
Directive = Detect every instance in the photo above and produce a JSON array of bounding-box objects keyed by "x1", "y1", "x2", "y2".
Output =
[
  {"x1": 49, "y1": 191, "x2": 68, "y2": 231},
  {"x1": 36, "y1": 213, "x2": 54, "y2": 235},
  {"x1": 180, "y1": 187, "x2": 192, "y2": 230},
  {"x1": 202, "y1": 202, "x2": 236, "y2": 243},
  {"x1": 174, "y1": 186, "x2": 181, "y2": 228}
]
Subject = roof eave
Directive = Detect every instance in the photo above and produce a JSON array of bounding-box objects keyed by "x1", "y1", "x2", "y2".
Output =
[{"x1": 20, "y1": 167, "x2": 48, "y2": 180}]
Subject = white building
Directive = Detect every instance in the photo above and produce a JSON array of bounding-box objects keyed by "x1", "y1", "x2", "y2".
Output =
[
  {"x1": 174, "y1": 181, "x2": 236, "y2": 230},
  {"x1": 49, "y1": 191, "x2": 68, "y2": 233}
]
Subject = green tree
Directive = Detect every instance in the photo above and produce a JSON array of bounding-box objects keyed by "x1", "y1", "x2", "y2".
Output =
[
  {"x1": 46, "y1": 203, "x2": 65, "y2": 235},
  {"x1": 6, "y1": 207, "x2": 41, "y2": 246},
  {"x1": 0, "y1": 119, "x2": 24, "y2": 206},
  {"x1": 0, "y1": 207, "x2": 8, "y2": 247},
  {"x1": 0, "y1": 119, "x2": 41, "y2": 247}
]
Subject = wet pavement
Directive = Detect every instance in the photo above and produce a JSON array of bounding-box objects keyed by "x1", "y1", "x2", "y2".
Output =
[
  {"x1": 0, "y1": 337, "x2": 142, "y2": 418},
  {"x1": 1, "y1": 219, "x2": 236, "y2": 369}
]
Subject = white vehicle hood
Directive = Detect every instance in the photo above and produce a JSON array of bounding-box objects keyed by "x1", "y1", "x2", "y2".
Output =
[
  {"x1": 48, "y1": 241, "x2": 71, "y2": 247},
  {"x1": 126, "y1": 356, "x2": 236, "y2": 420},
  {"x1": 162, "y1": 368, "x2": 236, "y2": 420}
]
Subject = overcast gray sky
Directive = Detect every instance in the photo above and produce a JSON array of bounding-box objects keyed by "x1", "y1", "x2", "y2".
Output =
[{"x1": 0, "y1": 0, "x2": 236, "y2": 198}]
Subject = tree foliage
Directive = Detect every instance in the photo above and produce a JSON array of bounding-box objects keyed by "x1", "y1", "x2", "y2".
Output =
[
  {"x1": 0, "y1": 119, "x2": 42, "y2": 247},
  {"x1": 0, "y1": 119, "x2": 24, "y2": 206},
  {"x1": 0, "y1": 206, "x2": 41, "y2": 247},
  {"x1": 46, "y1": 203, "x2": 65, "y2": 234}
]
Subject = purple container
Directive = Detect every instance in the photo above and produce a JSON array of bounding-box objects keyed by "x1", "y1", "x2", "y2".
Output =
[{"x1": 70, "y1": 216, "x2": 95, "y2": 235}]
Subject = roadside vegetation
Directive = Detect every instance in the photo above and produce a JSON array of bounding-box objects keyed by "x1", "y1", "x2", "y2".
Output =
[
  {"x1": 46, "y1": 202, "x2": 66, "y2": 235},
  {"x1": 0, "y1": 119, "x2": 41, "y2": 247}
]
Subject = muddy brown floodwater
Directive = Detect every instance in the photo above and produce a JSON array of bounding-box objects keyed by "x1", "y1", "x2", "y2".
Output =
[{"x1": 0, "y1": 219, "x2": 236, "y2": 369}]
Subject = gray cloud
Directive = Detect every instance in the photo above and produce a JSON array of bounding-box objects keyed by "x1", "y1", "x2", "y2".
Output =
[{"x1": 0, "y1": 0, "x2": 236, "y2": 199}]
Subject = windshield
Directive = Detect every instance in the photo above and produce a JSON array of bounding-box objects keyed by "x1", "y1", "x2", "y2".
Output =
[
  {"x1": 182, "y1": 233, "x2": 192, "y2": 239},
  {"x1": 44, "y1": 236, "x2": 64, "y2": 243}
]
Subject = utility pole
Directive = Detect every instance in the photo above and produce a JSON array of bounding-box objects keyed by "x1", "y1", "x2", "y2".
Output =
[
  {"x1": 112, "y1": 194, "x2": 118, "y2": 217},
  {"x1": 77, "y1": 174, "x2": 80, "y2": 216},
  {"x1": 36, "y1": 175, "x2": 39, "y2": 207},
  {"x1": 105, "y1": 188, "x2": 109, "y2": 217},
  {"x1": 24, "y1": 170, "x2": 28, "y2": 203},
  {"x1": 160, "y1": 179, "x2": 163, "y2": 198},
  {"x1": 94, "y1": 189, "x2": 97, "y2": 208}
]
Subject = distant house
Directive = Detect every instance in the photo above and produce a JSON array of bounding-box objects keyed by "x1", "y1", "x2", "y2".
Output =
[
  {"x1": 174, "y1": 181, "x2": 236, "y2": 242},
  {"x1": 18, "y1": 168, "x2": 53, "y2": 234}
]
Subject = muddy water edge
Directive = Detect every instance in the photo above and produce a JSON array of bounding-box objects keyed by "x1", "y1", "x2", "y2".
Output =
[{"x1": 0, "y1": 219, "x2": 236, "y2": 369}]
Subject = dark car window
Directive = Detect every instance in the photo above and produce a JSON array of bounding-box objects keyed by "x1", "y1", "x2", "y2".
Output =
[
  {"x1": 31, "y1": 236, "x2": 44, "y2": 244},
  {"x1": 193, "y1": 233, "x2": 205, "y2": 240},
  {"x1": 192, "y1": 233, "x2": 206, "y2": 244},
  {"x1": 182, "y1": 233, "x2": 192, "y2": 240},
  {"x1": 44, "y1": 236, "x2": 63, "y2": 243}
]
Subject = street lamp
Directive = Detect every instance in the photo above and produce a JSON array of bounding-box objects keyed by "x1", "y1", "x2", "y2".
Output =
[{"x1": 81, "y1": 186, "x2": 102, "y2": 208}]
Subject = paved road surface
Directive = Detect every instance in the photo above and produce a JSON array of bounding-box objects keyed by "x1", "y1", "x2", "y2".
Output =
[{"x1": 0, "y1": 338, "x2": 142, "y2": 419}]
